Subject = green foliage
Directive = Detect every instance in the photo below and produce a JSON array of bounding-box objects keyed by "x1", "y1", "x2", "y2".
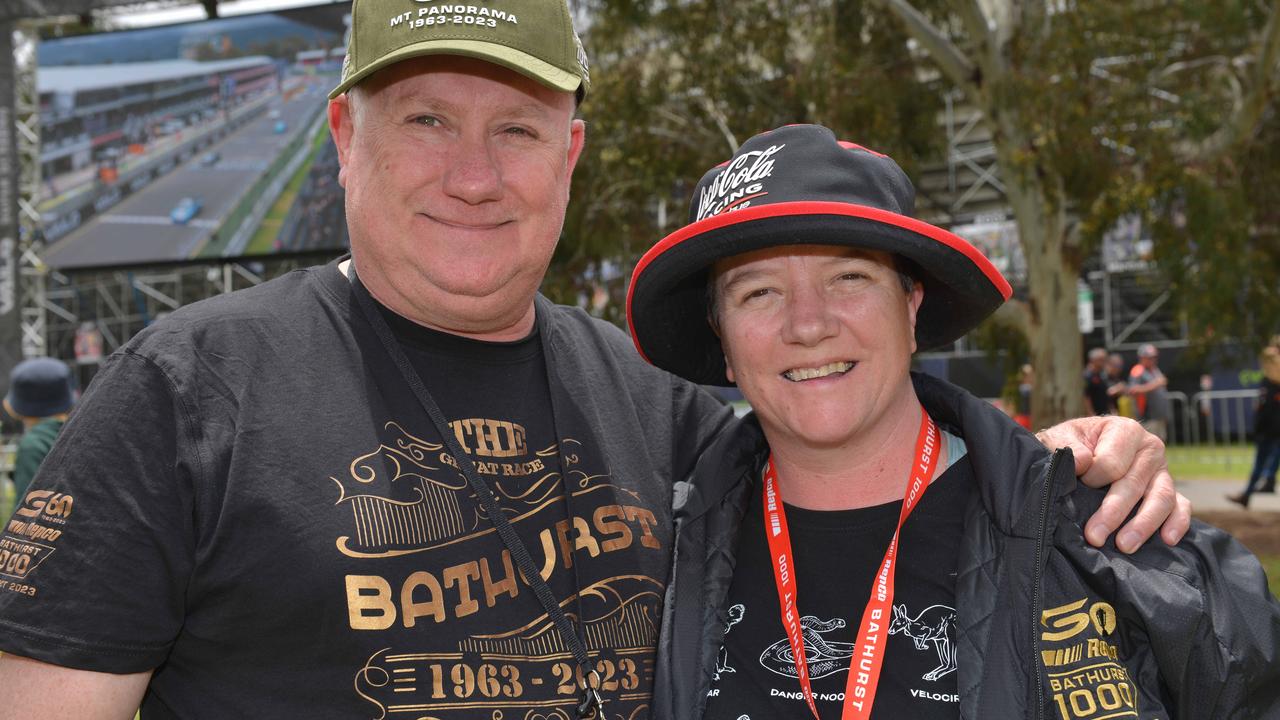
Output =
[
  {"x1": 972, "y1": 308, "x2": 1030, "y2": 399},
  {"x1": 552, "y1": 0, "x2": 1280, "y2": 381},
  {"x1": 1144, "y1": 133, "x2": 1280, "y2": 361},
  {"x1": 1052, "y1": 2, "x2": 1280, "y2": 346},
  {"x1": 553, "y1": 0, "x2": 947, "y2": 321}
]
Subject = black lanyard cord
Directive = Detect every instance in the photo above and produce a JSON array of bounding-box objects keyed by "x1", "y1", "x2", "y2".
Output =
[{"x1": 345, "y1": 263, "x2": 603, "y2": 719}]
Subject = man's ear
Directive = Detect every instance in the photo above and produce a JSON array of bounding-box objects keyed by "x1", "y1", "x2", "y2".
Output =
[
  {"x1": 564, "y1": 118, "x2": 587, "y2": 196},
  {"x1": 328, "y1": 95, "x2": 355, "y2": 188}
]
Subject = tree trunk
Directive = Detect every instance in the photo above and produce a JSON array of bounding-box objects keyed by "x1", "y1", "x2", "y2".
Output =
[
  {"x1": 1025, "y1": 242, "x2": 1085, "y2": 429},
  {"x1": 994, "y1": 119, "x2": 1085, "y2": 429}
]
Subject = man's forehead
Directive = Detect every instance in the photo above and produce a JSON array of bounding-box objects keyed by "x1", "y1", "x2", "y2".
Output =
[
  {"x1": 360, "y1": 55, "x2": 581, "y2": 110},
  {"x1": 377, "y1": 83, "x2": 563, "y2": 121}
]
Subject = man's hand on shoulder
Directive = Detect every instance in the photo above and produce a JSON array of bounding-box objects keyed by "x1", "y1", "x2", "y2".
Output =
[{"x1": 1036, "y1": 415, "x2": 1190, "y2": 554}]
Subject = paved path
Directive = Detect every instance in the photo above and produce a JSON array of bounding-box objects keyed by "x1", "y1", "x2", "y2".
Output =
[{"x1": 1177, "y1": 476, "x2": 1280, "y2": 512}]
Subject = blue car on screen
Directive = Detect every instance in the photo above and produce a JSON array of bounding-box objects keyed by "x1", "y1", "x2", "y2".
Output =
[{"x1": 170, "y1": 197, "x2": 203, "y2": 225}]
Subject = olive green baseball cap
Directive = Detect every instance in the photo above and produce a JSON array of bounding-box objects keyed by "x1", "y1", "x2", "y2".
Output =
[{"x1": 329, "y1": 0, "x2": 590, "y2": 100}]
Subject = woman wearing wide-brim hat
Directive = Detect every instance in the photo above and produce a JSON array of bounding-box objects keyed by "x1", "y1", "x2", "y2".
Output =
[{"x1": 627, "y1": 124, "x2": 1280, "y2": 719}]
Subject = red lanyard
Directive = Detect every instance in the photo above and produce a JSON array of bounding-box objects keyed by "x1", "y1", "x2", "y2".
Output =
[{"x1": 762, "y1": 410, "x2": 939, "y2": 720}]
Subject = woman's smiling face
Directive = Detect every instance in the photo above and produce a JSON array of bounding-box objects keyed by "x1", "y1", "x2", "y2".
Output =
[{"x1": 713, "y1": 244, "x2": 923, "y2": 451}]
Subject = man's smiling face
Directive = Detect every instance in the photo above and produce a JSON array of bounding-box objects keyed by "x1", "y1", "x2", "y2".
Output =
[{"x1": 329, "y1": 54, "x2": 584, "y2": 338}]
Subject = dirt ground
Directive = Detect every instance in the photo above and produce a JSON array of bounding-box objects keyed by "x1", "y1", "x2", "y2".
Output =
[{"x1": 1196, "y1": 511, "x2": 1280, "y2": 556}]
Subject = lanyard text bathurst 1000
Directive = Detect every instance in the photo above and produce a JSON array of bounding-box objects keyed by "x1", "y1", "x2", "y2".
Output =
[{"x1": 762, "y1": 410, "x2": 939, "y2": 720}]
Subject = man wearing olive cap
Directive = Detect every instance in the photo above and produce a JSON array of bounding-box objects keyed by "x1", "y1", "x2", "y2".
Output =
[{"x1": 0, "y1": 1, "x2": 1188, "y2": 717}]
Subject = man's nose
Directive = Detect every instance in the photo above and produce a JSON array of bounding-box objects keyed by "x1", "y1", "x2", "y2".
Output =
[{"x1": 442, "y1": 134, "x2": 502, "y2": 204}]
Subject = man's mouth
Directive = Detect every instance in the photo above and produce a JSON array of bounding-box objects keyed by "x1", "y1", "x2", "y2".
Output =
[
  {"x1": 782, "y1": 361, "x2": 855, "y2": 382},
  {"x1": 423, "y1": 214, "x2": 509, "y2": 230}
]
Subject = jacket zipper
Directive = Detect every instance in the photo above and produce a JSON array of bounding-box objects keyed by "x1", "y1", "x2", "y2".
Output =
[{"x1": 1030, "y1": 449, "x2": 1065, "y2": 720}]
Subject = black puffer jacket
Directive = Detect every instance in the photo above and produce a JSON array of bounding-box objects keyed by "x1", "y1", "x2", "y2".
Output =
[{"x1": 653, "y1": 373, "x2": 1280, "y2": 719}]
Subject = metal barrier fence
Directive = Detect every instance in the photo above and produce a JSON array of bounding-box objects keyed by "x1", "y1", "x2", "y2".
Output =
[
  {"x1": 981, "y1": 390, "x2": 1263, "y2": 471},
  {"x1": 1165, "y1": 389, "x2": 1264, "y2": 471},
  {"x1": 1166, "y1": 389, "x2": 1262, "y2": 445}
]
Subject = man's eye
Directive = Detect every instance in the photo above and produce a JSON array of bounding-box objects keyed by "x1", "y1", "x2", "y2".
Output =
[
  {"x1": 502, "y1": 126, "x2": 534, "y2": 137},
  {"x1": 742, "y1": 288, "x2": 772, "y2": 302},
  {"x1": 412, "y1": 115, "x2": 441, "y2": 126},
  {"x1": 839, "y1": 272, "x2": 868, "y2": 281}
]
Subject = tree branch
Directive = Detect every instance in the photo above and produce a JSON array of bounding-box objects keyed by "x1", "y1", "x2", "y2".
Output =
[
  {"x1": 1174, "y1": 0, "x2": 1280, "y2": 162},
  {"x1": 954, "y1": 0, "x2": 994, "y2": 61},
  {"x1": 879, "y1": 0, "x2": 982, "y2": 99},
  {"x1": 687, "y1": 88, "x2": 740, "y2": 153}
]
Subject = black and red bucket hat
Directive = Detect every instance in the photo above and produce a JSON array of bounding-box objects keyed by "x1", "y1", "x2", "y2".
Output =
[{"x1": 626, "y1": 124, "x2": 1012, "y2": 386}]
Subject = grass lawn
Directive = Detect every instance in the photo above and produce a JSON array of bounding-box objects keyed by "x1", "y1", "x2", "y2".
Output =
[
  {"x1": 1167, "y1": 443, "x2": 1256, "y2": 480},
  {"x1": 1259, "y1": 555, "x2": 1280, "y2": 598}
]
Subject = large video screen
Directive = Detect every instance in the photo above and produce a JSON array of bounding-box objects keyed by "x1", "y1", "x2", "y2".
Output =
[{"x1": 36, "y1": 3, "x2": 352, "y2": 271}]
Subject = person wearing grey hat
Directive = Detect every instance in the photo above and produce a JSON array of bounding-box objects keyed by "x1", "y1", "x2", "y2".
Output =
[
  {"x1": 628, "y1": 124, "x2": 1278, "y2": 719},
  {"x1": 0, "y1": 7, "x2": 1188, "y2": 718},
  {"x1": 1128, "y1": 343, "x2": 1170, "y2": 442},
  {"x1": 3, "y1": 358, "x2": 74, "y2": 507}
]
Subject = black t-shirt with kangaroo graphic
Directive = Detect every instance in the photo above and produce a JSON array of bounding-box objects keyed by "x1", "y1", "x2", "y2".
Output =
[{"x1": 704, "y1": 446, "x2": 975, "y2": 720}]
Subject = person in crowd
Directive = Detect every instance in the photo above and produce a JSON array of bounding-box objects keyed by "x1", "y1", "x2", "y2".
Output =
[
  {"x1": 1196, "y1": 373, "x2": 1216, "y2": 444},
  {"x1": 2, "y1": 358, "x2": 75, "y2": 508},
  {"x1": 1106, "y1": 352, "x2": 1133, "y2": 416},
  {"x1": 627, "y1": 124, "x2": 1278, "y2": 719},
  {"x1": 1128, "y1": 343, "x2": 1171, "y2": 441},
  {"x1": 1083, "y1": 347, "x2": 1113, "y2": 415},
  {"x1": 0, "y1": 6, "x2": 1188, "y2": 717},
  {"x1": 1227, "y1": 336, "x2": 1280, "y2": 508},
  {"x1": 1012, "y1": 363, "x2": 1034, "y2": 428},
  {"x1": 1261, "y1": 343, "x2": 1280, "y2": 492}
]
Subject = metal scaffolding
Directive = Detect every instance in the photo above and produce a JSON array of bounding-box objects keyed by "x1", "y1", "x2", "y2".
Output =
[
  {"x1": 2, "y1": 0, "x2": 350, "y2": 371},
  {"x1": 14, "y1": 23, "x2": 44, "y2": 359},
  {"x1": 41, "y1": 257, "x2": 320, "y2": 361}
]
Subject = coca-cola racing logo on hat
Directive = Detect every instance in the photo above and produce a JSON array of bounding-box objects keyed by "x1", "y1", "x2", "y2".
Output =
[{"x1": 695, "y1": 143, "x2": 785, "y2": 221}]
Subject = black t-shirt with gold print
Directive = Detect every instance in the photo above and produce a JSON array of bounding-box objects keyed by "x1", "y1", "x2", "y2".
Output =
[
  {"x1": 345, "y1": 303, "x2": 655, "y2": 717},
  {"x1": 0, "y1": 262, "x2": 714, "y2": 719}
]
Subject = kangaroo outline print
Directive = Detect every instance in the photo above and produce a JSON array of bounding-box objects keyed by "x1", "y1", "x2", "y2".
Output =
[
  {"x1": 887, "y1": 603, "x2": 958, "y2": 682},
  {"x1": 756, "y1": 603, "x2": 957, "y2": 683}
]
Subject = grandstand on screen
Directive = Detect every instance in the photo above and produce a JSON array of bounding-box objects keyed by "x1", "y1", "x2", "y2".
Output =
[{"x1": 39, "y1": 57, "x2": 276, "y2": 182}]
